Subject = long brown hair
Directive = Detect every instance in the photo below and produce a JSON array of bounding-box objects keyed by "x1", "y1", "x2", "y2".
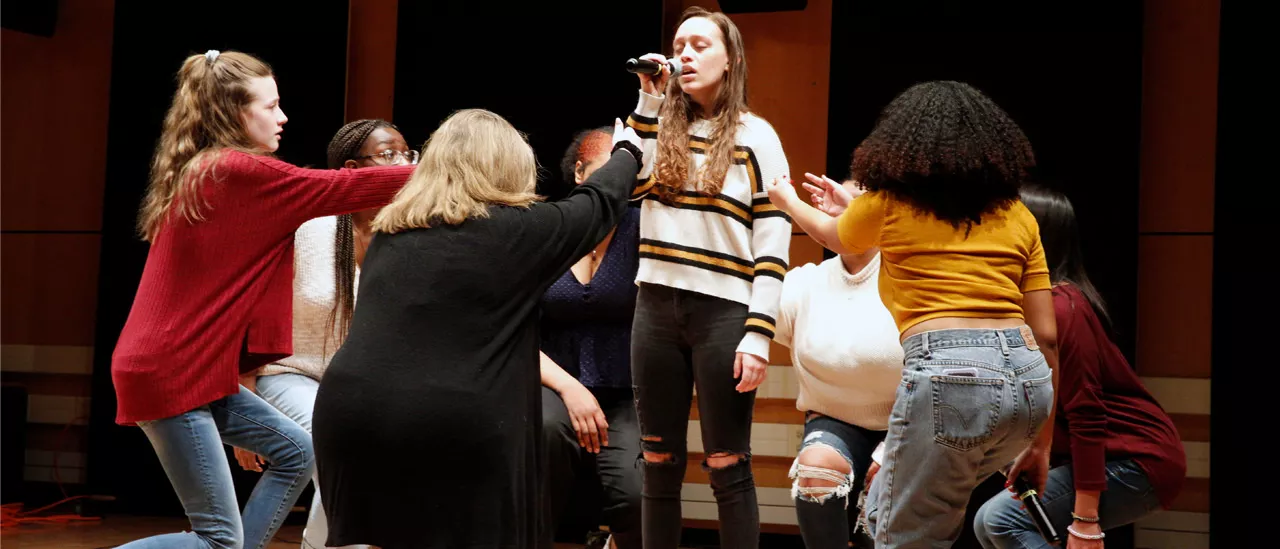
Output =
[
  {"x1": 138, "y1": 51, "x2": 274, "y2": 241},
  {"x1": 654, "y1": 7, "x2": 749, "y2": 201},
  {"x1": 321, "y1": 118, "x2": 397, "y2": 357}
]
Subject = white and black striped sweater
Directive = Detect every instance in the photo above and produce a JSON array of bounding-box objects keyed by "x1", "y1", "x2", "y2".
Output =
[{"x1": 625, "y1": 91, "x2": 792, "y2": 361}]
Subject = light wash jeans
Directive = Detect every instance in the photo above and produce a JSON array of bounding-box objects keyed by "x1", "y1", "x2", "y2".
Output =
[
  {"x1": 120, "y1": 387, "x2": 315, "y2": 549},
  {"x1": 257, "y1": 373, "x2": 368, "y2": 549},
  {"x1": 865, "y1": 327, "x2": 1054, "y2": 548},
  {"x1": 973, "y1": 458, "x2": 1161, "y2": 548}
]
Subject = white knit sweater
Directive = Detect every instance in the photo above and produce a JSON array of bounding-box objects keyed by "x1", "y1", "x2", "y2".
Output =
[
  {"x1": 259, "y1": 216, "x2": 357, "y2": 380},
  {"x1": 626, "y1": 91, "x2": 792, "y2": 361},
  {"x1": 775, "y1": 254, "x2": 903, "y2": 431}
]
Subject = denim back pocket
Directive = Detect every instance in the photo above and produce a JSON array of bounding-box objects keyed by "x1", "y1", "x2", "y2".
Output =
[
  {"x1": 1022, "y1": 373, "x2": 1053, "y2": 440},
  {"x1": 930, "y1": 371, "x2": 1005, "y2": 451}
]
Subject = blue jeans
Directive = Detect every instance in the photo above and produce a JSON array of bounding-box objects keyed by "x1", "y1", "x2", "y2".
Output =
[
  {"x1": 119, "y1": 386, "x2": 316, "y2": 549},
  {"x1": 865, "y1": 328, "x2": 1053, "y2": 548},
  {"x1": 257, "y1": 373, "x2": 368, "y2": 549},
  {"x1": 973, "y1": 459, "x2": 1162, "y2": 548}
]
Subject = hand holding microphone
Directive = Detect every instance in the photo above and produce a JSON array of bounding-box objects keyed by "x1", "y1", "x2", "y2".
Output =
[
  {"x1": 627, "y1": 54, "x2": 678, "y2": 96},
  {"x1": 1001, "y1": 455, "x2": 1063, "y2": 546}
]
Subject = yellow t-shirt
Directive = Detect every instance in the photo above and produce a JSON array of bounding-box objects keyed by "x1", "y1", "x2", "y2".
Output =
[{"x1": 836, "y1": 191, "x2": 1051, "y2": 335}]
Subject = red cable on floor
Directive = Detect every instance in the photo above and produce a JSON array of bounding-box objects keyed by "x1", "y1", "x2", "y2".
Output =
[
  {"x1": 0, "y1": 497, "x2": 100, "y2": 529},
  {"x1": 0, "y1": 414, "x2": 101, "y2": 530}
]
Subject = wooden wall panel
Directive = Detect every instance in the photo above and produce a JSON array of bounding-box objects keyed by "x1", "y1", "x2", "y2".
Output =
[
  {"x1": 344, "y1": 0, "x2": 398, "y2": 122},
  {"x1": 1139, "y1": 0, "x2": 1220, "y2": 234},
  {"x1": 0, "y1": 0, "x2": 115, "y2": 232},
  {"x1": 1136, "y1": 235, "x2": 1213, "y2": 378}
]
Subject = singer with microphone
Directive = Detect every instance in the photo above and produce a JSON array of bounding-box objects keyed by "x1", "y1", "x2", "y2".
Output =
[
  {"x1": 622, "y1": 7, "x2": 792, "y2": 549},
  {"x1": 972, "y1": 185, "x2": 1186, "y2": 549}
]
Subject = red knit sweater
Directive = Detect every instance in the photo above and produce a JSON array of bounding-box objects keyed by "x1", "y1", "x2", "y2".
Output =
[
  {"x1": 1049, "y1": 284, "x2": 1187, "y2": 508},
  {"x1": 111, "y1": 151, "x2": 414, "y2": 424}
]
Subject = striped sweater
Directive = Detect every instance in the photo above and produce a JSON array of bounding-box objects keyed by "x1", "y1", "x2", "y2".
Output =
[{"x1": 626, "y1": 91, "x2": 792, "y2": 361}]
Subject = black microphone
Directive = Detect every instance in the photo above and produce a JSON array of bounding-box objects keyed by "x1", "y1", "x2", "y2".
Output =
[
  {"x1": 1007, "y1": 472, "x2": 1063, "y2": 545},
  {"x1": 626, "y1": 57, "x2": 683, "y2": 76}
]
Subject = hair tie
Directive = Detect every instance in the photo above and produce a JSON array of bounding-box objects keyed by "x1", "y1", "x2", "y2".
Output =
[{"x1": 205, "y1": 50, "x2": 220, "y2": 64}]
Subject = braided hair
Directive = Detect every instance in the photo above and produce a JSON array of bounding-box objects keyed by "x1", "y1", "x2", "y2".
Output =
[{"x1": 322, "y1": 118, "x2": 397, "y2": 358}]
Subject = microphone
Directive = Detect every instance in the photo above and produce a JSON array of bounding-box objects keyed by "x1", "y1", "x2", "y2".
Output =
[
  {"x1": 1006, "y1": 472, "x2": 1063, "y2": 545},
  {"x1": 626, "y1": 57, "x2": 683, "y2": 76}
]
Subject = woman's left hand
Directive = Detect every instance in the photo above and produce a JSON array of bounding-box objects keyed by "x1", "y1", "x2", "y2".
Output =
[
  {"x1": 1006, "y1": 444, "x2": 1051, "y2": 496},
  {"x1": 764, "y1": 175, "x2": 799, "y2": 214},
  {"x1": 1067, "y1": 521, "x2": 1105, "y2": 548},
  {"x1": 239, "y1": 372, "x2": 258, "y2": 394},
  {"x1": 734, "y1": 352, "x2": 768, "y2": 392},
  {"x1": 612, "y1": 118, "x2": 642, "y2": 154},
  {"x1": 234, "y1": 447, "x2": 266, "y2": 472},
  {"x1": 801, "y1": 173, "x2": 855, "y2": 217}
]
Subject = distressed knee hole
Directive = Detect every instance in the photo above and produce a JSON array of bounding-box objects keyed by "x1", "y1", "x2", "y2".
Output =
[
  {"x1": 789, "y1": 444, "x2": 854, "y2": 506},
  {"x1": 643, "y1": 451, "x2": 675, "y2": 464},
  {"x1": 705, "y1": 452, "x2": 744, "y2": 470}
]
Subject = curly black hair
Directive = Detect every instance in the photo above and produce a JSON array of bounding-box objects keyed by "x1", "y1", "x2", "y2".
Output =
[
  {"x1": 559, "y1": 126, "x2": 613, "y2": 186},
  {"x1": 851, "y1": 81, "x2": 1035, "y2": 231}
]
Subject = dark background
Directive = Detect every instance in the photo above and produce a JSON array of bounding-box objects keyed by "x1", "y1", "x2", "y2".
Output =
[{"x1": 392, "y1": 0, "x2": 664, "y2": 200}]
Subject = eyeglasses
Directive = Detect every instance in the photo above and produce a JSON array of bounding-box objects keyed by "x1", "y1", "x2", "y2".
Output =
[{"x1": 358, "y1": 149, "x2": 419, "y2": 165}]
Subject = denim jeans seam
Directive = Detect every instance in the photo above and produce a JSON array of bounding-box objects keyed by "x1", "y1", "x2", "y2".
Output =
[
  {"x1": 183, "y1": 411, "x2": 217, "y2": 522},
  {"x1": 1010, "y1": 356, "x2": 1047, "y2": 376},
  {"x1": 875, "y1": 377, "x2": 914, "y2": 544},
  {"x1": 1023, "y1": 375, "x2": 1051, "y2": 439},
  {"x1": 214, "y1": 402, "x2": 310, "y2": 457},
  {"x1": 212, "y1": 403, "x2": 311, "y2": 549}
]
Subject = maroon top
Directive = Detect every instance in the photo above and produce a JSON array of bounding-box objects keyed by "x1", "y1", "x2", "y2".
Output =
[
  {"x1": 1050, "y1": 284, "x2": 1186, "y2": 508},
  {"x1": 111, "y1": 151, "x2": 414, "y2": 424}
]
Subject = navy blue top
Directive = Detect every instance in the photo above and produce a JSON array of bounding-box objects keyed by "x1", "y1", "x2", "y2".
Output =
[{"x1": 539, "y1": 206, "x2": 641, "y2": 389}]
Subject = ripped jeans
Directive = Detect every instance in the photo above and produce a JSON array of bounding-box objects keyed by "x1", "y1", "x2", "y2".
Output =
[
  {"x1": 631, "y1": 283, "x2": 759, "y2": 549},
  {"x1": 790, "y1": 413, "x2": 886, "y2": 549}
]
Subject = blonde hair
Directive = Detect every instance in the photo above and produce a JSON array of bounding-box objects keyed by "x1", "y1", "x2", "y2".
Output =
[
  {"x1": 655, "y1": 7, "x2": 749, "y2": 201},
  {"x1": 373, "y1": 109, "x2": 541, "y2": 233},
  {"x1": 138, "y1": 50, "x2": 274, "y2": 241}
]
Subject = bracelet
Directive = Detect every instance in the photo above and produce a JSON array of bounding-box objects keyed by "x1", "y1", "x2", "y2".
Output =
[
  {"x1": 1066, "y1": 525, "x2": 1105, "y2": 541},
  {"x1": 1071, "y1": 512, "x2": 1100, "y2": 523},
  {"x1": 612, "y1": 140, "x2": 643, "y2": 167}
]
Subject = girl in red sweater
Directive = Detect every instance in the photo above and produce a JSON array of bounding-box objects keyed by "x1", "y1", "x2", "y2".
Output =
[
  {"x1": 110, "y1": 50, "x2": 413, "y2": 549},
  {"x1": 972, "y1": 185, "x2": 1186, "y2": 548}
]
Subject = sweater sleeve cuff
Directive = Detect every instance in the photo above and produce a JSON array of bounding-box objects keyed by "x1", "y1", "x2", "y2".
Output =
[
  {"x1": 735, "y1": 331, "x2": 771, "y2": 362},
  {"x1": 1070, "y1": 441, "x2": 1110, "y2": 492},
  {"x1": 636, "y1": 90, "x2": 665, "y2": 117},
  {"x1": 1021, "y1": 272, "x2": 1052, "y2": 293}
]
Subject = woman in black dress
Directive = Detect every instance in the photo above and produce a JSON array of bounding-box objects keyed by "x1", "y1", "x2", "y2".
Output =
[{"x1": 312, "y1": 111, "x2": 643, "y2": 549}]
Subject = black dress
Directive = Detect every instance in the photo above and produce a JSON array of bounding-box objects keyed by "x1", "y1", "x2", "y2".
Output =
[{"x1": 312, "y1": 150, "x2": 639, "y2": 549}]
